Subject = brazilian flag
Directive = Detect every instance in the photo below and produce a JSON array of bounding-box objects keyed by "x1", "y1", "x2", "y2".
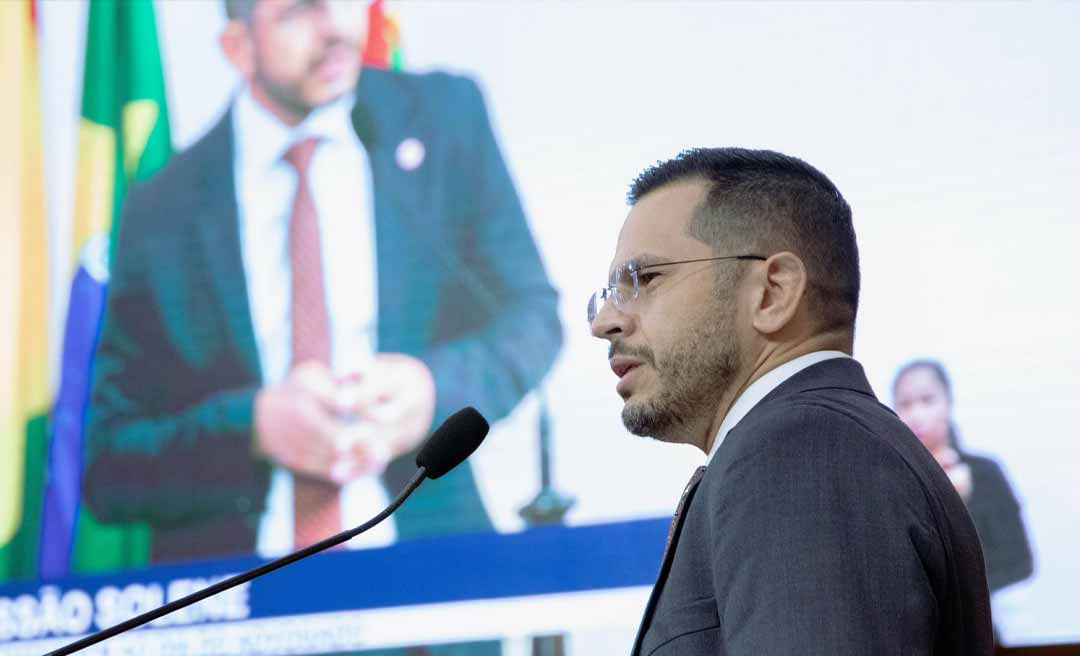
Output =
[{"x1": 35, "y1": 0, "x2": 173, "y2": 580}]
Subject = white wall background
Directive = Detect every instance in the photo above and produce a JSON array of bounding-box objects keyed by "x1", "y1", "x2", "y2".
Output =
[{"x1": 36, "y1": 0, "x2": 1080, "y2": 647}]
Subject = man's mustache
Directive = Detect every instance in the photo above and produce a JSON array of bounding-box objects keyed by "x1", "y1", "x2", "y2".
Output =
[{"x1": 608, "y1": 342, "x2": 654, "y2": 366}]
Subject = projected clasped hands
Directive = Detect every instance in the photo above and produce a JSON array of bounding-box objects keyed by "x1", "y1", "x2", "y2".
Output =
[{"x1": 253, "y1": 355, "x2": 436, "y2": 484}]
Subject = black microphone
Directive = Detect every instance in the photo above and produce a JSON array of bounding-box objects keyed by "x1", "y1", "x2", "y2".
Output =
[
  {"x1": 46, "y1": 407, "x2": 490, "y2": 656},
  {"x1": 416, "y1": 406, "x2": 488, "y2": 478}
]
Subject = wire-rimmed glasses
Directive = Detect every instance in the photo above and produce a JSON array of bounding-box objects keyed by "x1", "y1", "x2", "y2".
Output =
[{"x1": 586, "y1": 254, "x2": 766, "y2": 324}]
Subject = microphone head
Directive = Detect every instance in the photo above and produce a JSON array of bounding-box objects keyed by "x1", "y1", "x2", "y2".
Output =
[{"x1": 416, "y1": 407, "x2": 490, "y2": 479}]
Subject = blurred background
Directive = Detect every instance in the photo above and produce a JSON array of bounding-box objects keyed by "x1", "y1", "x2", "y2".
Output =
[{"x1": 2, "y1": 1, "x2": 1078, "y2": 654}]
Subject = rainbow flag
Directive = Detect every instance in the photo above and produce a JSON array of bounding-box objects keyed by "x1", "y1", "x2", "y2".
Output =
[
  {"x1": 362, "y1": 0, "x2": 405, "y2": 71},
  {"x1": 38, "y1": 0, "x2": 172, "y2": 578},
  {"x1": 0, "y1": 0, "x2": 50, "y2": 580}
]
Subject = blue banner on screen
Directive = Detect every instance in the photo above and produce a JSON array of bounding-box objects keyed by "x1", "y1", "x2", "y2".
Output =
[{"x1": 1, "y1": 519, "x2": 665, "y2": 653}]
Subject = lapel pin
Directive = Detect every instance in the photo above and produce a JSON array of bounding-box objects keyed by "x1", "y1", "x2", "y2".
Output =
[{"x1": 395, "y1": 137, "x2": 425, "y2": 171}]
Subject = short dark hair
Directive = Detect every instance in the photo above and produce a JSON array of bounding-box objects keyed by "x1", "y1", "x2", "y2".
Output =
[
  {"x1": 629, "y1": 147, "x2": 860, "y2": 332},
  {"x1": 224, "y1": 0, "x2": 258, "y2": 21}
]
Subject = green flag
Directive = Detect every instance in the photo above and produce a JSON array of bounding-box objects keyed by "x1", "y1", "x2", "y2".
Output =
[
  {"x1": 65, "y1": 0, "x2": 173, "y2": 575},
  {"x1": 72, "y1": 0, "x2": 173, "y2": 256}
]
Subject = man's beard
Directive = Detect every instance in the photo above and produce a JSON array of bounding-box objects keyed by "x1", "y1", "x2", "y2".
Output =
[
  {"x1": 255, "y1": 67, "x2": 319, "y2": 119},
  {"x1": 620, "y1": 302, "x2": 741, "y2": 443},
  {"x1": 253, "y1": 40, "x2": 358, "y2": 118}
]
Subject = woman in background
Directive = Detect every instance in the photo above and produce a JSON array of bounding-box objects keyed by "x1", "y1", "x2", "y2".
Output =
[{"x1": 893, "y1": 359, "x2": 1035, "y2": 593}]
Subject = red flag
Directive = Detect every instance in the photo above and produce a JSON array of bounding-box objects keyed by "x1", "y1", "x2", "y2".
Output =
[{"x1": 361, "y1": 0, "x2": 402, "y2": 70}]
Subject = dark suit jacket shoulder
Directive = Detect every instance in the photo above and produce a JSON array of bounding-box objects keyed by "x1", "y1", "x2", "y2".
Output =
[{"x1": 636, "y1": 358, "x2": 993, "y2": 656}]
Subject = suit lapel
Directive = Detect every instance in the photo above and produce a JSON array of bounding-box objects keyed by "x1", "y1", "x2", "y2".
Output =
[
  {"x1": 193, "y1": 112, "x2": 261, "y2": 380},
  {"x1": 631, "y1": 467, "x2": 707, "y2": 656}
]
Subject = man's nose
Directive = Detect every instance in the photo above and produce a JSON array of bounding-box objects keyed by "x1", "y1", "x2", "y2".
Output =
[{"x1": 590, "y1": 299, "x2": 630, "y2": 340}]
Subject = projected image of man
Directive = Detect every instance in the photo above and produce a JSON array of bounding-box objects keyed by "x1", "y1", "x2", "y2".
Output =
[{"x1": 83, "y1": 0, "x2": 559, "y2": 591}]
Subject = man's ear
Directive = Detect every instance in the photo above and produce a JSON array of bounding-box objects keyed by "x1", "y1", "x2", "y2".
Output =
[
  {"x1": 220, "y1": 20, "x2": 255, "y2": 80},
  {"x1": 750, "y1": 251, "x2": 808, "y2": 336}
]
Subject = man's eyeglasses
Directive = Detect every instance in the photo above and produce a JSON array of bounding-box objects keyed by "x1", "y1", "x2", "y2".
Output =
[{"x1": 586, "y1": 254, "x2": 766, "y2": 324}]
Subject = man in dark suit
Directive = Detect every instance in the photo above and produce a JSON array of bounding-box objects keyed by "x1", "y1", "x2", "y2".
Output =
[
  {"x1": 82, "y1": 0, "x2": 560, "y2": 581},
  {"x1": 589, "y1": 148, "x2": 993, "y2": 654}
]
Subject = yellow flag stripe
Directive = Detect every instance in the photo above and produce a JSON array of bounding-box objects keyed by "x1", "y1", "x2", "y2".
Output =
[
  {"x1": 122, "y1": 99, "x2": 158, "y2": 179},
  {"x1": 0, "y1": 0, "x2": 49, "y2": 545},
  {"x1": 71, "y1": 119, "x2": 117, "y2": 264}
]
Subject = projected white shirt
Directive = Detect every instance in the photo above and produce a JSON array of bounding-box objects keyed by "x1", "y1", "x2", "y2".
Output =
[{"x1": 231, "y1": 88, "x2": 395, "y2": 556}]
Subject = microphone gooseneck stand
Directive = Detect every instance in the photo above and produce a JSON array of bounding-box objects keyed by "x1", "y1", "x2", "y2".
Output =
[
  {"x1": 519, "y1": 391, "x2": 575, "y2": 526},
  {"x1": 45, "y1": 468, "x2": 428, "y2": 656},
  {"x1": 519, "y1": 392, "x2": 575, "y2": 656}
]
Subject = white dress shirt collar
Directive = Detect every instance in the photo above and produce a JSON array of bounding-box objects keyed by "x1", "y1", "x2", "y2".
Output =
[
  {"x1": 706, "y1": 351, "x2": 851, "y2": 463},
  {"x1": 232, "y1": 88, "x2": 357, "y2": 179}
]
